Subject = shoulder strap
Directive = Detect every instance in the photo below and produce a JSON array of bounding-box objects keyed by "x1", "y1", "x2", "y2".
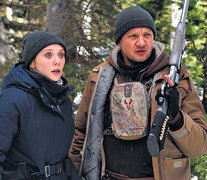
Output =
[{"x1": 150, "y1": 71, "x2": 161, "y2": 108}]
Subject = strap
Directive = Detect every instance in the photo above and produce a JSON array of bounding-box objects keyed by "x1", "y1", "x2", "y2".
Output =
[
  {"x1": 113, "y1": 76, "x2": 119, "y2": 85},
  {"x1": 44, "y1": 158, "x2": 73, "y2": 177},
  {"x1": 18, "y1": 162, "x2": 33, "y2": 179},
  {"x1": 150, "y1": 72, "x2": 161, "y2": 108},
  {"x1": 103, "y1": 128, "x2": 113, "y2": 136},
  {"x1": 3, "y1": 160, "x2": 69, "y2": 179},
  {"x1": 2, "y1": 170, "x2": 25, "y2": 180},
  {"x1": 44, "y1": 162, "x2": 64, "y2": 178},
  {"x1": 64, "y1": 158, "x2": 72, "y2": 177},
  {"x1": 105, "y1": 170, "x2": 154, "y2": 180},
  {"x1": 2, "y1": 162, "x2": 37, "y2": 180}
]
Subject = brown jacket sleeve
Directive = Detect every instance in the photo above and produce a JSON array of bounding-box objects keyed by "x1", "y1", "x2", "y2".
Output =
[
  {"x1": 168, "y1": 68, "x2": 207, "y2": 157},
  {"x1": 69, "y1": 67, "x2": 99, "y2": 171},
  {"x1": 153, "y1": 67, "x2": 207, "y2": 158}
]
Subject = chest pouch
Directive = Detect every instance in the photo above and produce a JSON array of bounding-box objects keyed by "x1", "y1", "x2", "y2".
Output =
[{"x1": 110, "y1": 77, "x2": 149, "y2": 140}]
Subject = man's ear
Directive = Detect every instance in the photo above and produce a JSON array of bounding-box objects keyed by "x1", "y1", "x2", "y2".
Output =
[{"x1": 117, "y1": 40, "x2": 121, "y2": 48}]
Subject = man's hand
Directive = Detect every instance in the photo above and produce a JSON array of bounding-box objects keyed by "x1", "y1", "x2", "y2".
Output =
[{"x1": 155, "y1": 75, "x2": 179, "y2": 120}]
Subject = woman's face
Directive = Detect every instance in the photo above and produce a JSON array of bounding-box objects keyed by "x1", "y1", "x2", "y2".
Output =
[{"x1": 30, "y1": 44, "x2": 65, "y2": 81}]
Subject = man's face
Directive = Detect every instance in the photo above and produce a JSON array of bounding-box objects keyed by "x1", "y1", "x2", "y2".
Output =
[{"x1": 118, "y1": 27, "x2": 154, "y2": 62}]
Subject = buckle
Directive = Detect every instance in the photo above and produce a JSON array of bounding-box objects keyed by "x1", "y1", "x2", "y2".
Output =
[
  {"x1": 57, "y1": 163, "x2": 62, "y2": 175},
  {"x1": 45, "y1": 165, "x2": 50, "y2": 177}
]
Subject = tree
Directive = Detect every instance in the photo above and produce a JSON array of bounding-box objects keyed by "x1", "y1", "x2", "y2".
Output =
[
  {"x1": 0, "y1": 0, "x2": 47, "y2": 61},
  {"x1": 45, "y1": 0, "x2": 124, "y2": 111},
  {"x1": 0, "y1": 17, "x2": 15, "y2": 65},
  {"x1": 0, "y1": 1, "x2": 206, "y2": 177},
  {"x1": 0, "y1": 0, "x2": 48, "y2": 87},
  {"x1": 183, "y1": 0, "x2": 207, "y2": 113},
  {"x1": 191, "y1": 153, "x2": 207, "y2": 180}
]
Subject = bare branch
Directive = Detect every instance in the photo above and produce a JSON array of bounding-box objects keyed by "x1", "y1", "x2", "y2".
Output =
[{"x1": 2, "y1": 17, "x2": 42, "y2": 31}]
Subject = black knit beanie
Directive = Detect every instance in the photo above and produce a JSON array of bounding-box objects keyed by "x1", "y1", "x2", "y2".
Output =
[
  {"x1": 115, "y1": 6, "x2": 156, "y2": 45},
  {"x1": 23, "y1": 30, "x2": 67, "y2": 67}
]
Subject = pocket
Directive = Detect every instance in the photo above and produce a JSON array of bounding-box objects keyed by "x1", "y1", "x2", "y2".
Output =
[
  {"x1": 110, "y1": 81, "x2": 149, "y2": 140},
  {"x1": 163, "y1": 157, "x2": 191, "y2": 180}
]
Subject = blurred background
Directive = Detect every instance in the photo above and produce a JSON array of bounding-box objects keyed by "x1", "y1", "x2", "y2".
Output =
[{"x1": 0, "y1": 1, "x2": 206, "y2": 179}]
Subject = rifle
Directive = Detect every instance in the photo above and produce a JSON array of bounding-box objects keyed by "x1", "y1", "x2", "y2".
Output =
[{"x1": 147, "y1": 0, "x2": 190, "y2": 157}]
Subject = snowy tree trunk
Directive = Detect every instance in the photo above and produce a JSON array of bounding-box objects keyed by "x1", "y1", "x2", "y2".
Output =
[
  {"x1": 0, "y1": 17, "x2": 14, "y2": 65},
  {"x1": 46, "y1": 0, "x2": 79, "y2": 60}
]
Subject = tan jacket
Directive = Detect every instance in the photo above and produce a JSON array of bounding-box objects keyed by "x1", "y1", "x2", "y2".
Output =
[{"x1": 69, "y1": 42, "x2": 207, "y2": 180}]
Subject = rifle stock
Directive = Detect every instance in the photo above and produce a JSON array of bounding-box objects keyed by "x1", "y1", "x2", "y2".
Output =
[{"x1": 147, "y1": 0, "x2": 190, "y2": 157}]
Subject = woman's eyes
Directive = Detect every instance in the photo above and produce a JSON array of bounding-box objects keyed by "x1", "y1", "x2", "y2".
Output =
[
  {"x1": 44, "y1": 52, "x2": 65, "y2": 58},
  {"x1": 58, "y1": 53, "x2": 65, "y2": 58},
  {"x1": 45, "y1": 52, "x2": 52, "y2": 58}
]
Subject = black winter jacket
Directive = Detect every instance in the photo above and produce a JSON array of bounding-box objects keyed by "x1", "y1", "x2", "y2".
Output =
[{"x1": 0, "y1": 63, "x2": 79, "y2": 180}]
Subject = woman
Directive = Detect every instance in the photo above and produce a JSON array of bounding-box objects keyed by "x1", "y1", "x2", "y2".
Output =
[{"x1": 0, "y1": 31, "x2": 80, "y2": 180}]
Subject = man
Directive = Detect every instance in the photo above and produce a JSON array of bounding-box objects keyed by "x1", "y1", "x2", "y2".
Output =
[{"x1": 69, "y1": 6, "x2": 207, "y2": 180}]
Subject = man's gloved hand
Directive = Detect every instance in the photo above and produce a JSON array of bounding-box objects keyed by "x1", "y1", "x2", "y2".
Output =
[{"x1": 155, "y1": 85, "x2": 179, "y2": 121}]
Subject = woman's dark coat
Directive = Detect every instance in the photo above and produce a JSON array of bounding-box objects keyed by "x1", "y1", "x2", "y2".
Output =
[{"x1": 0, "y1": 63, "x2": 79, "y2": 180}]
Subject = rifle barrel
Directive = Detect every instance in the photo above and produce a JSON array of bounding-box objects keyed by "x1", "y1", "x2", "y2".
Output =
[{"x1": 181, "y1": 0, "x2": 190, "y2": 23}]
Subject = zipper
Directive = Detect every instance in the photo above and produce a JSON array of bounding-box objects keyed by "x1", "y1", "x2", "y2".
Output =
[
  {"x1": 57, "y1": 104, "x2": 61, "y2": 112},
  {"x1": 129, "y1": 76, "x2": 132, "y2": 82}
]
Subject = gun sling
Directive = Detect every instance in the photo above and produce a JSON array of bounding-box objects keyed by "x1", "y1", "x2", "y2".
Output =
[{"x1": 2, "y1": 158, "x2": 72, "y2": 179}]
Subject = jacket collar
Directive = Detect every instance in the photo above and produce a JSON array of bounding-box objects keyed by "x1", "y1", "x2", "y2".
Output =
[{"x1": 108, "y1": 41, "x2": 170, "y2": 81}]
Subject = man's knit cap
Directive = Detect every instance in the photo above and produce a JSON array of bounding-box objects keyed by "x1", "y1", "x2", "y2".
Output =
[
  {"x1": 23, "y1": 30, "x2": 67, "y2": 67},
  {"x1": 115, "y1": 6, "x2": 156, "y2": 45}
]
